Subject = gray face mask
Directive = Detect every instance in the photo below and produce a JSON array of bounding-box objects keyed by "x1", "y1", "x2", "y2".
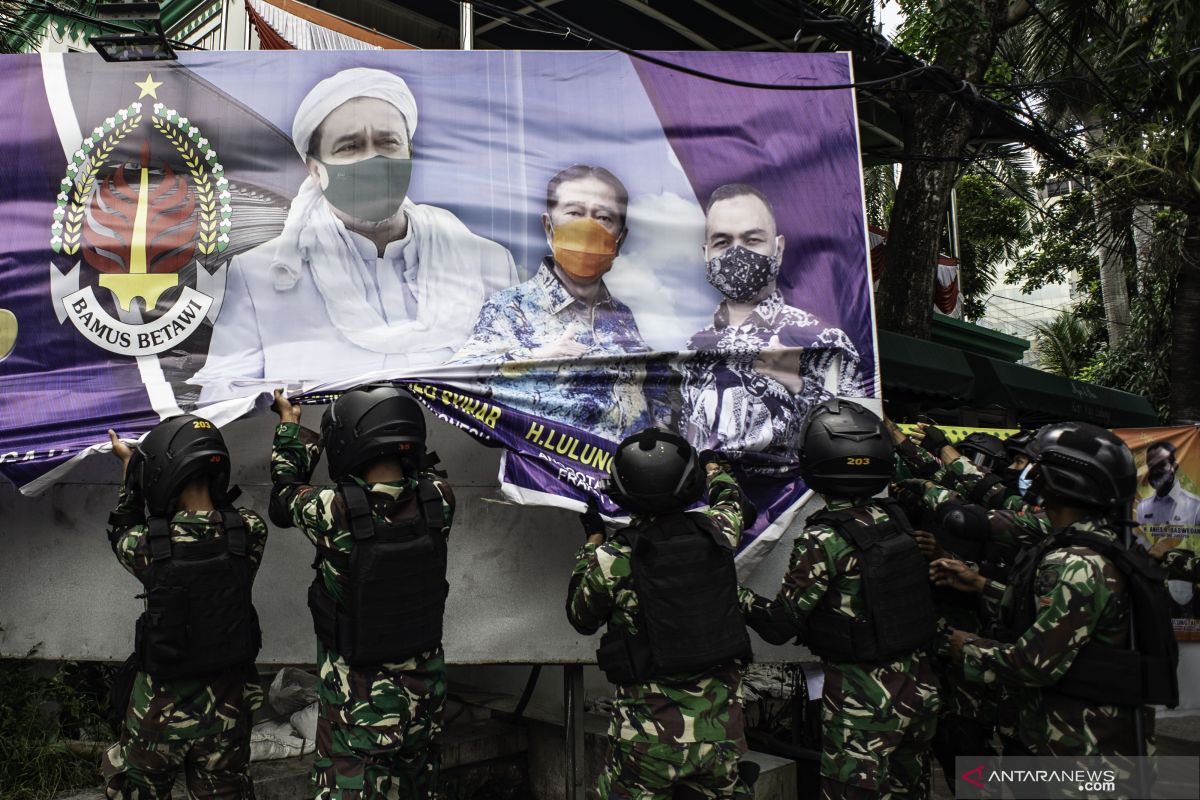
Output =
[{"x1": 317, "y1": 155, "x2": 412, "y2": 223}]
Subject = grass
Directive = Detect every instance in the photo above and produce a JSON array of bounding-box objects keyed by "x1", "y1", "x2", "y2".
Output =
[{"x1": 0, "y1": 653, "x2": 113, "y2": 800}]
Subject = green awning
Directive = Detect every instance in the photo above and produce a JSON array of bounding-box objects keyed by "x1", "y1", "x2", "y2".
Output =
[
  {"x1": 966, "y1": 354, "x2": 1158, "y2": 427},
  {"x1": 878, "y1": 330, "x2": 975, "y2": 401}
]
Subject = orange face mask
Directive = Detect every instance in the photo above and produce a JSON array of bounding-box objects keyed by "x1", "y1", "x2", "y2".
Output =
[{"x1": 551, "y1": 217, "x2": 618, "y2": 280}]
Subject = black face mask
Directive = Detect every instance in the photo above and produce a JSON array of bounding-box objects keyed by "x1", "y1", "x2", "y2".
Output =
[
  {"x1": 706, "y1": 245, "x2": 780, "y2": 302},
  {"x1": 1001, "y1": 470, "x2": 1020, "y2": 495},
  {"x1": 317, "y1": 155, "x2": 412, "y2": 223}
]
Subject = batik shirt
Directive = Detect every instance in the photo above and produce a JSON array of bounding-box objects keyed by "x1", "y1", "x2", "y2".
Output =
[
  {"x1": 108, "y1": 489, "x2": 268, "y2": 742},
  {"x1": 960, "y1": 519, "x2": 1139, "y2": 755},
  {"x1": 567, "y1": 470, "x2": 752, "y2": 747},
  {"x1": 271, "y1": 422, "x2": 455, "y2": 749},
  {"x1": 680, "y1": 291, "x2": 868, "y2": 477},
  {"x1": 451, "y1": 258, "x2": 654, "y2": 442}
]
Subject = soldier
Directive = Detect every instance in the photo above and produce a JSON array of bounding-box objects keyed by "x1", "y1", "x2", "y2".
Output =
[
  {"x1": 933, "y1": 422, "x2": 1178, "y2": 756},
  {"x1": 101, "y1": 417, "x2": 267, "y2": 799},
  {"x1": 567, "y1": 428, "x2": 755, "y2": 799},
  {"x1": 748, "y1": 400, "x2": 940, "y2": 800},
  {"x1": 270, "y1": 386, "x2": 454, "y2": 799}
]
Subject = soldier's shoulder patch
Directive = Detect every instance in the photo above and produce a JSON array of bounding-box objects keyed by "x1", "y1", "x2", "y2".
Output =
[{"x1": 1034, "y1": 567, "x2": 1059, "y2": 598}]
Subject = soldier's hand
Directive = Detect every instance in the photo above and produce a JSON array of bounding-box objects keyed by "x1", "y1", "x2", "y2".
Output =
[
  {"x1": 579, "y1": 500, "x2": 605, "y2": 544},
  {"x1": 914, "y1": 422, "x2": 950, "y2": 454},
  {"x1": 1147, "y1": 537, "x2": 1180, "y2": 561},
  {"x1": 930, "y1": 558, "x2": 986, "y2": 593},
  {"x1": 273, "y1": 389, "x2": 301, "y2": 424},
  {"x1": 946, "y1": 628, "x2": 972, "y2": 664},
  {"x1": 107, "y1": 429, "x2": 134, "y2": 472},
  {"x1": 913, "y1": 530, "x2": 944, "y2": 561}
]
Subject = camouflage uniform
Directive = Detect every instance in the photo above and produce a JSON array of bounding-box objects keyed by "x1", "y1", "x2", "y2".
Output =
[
  {"x1": 101, "y1": 487, "x2": 267, "y2": 800},
  {"x1": 767, "y1": 500, "x2": 941, "y2": 800},
  {"x1": 892, "y1": 438, "x2": 939, "y2": 481},
  {"x1": 1162, "y1": 548, "x2": 1200, "y2": 583},
  {"x1": 272, "y1": 422, "x2": 454, "y2": 800},
  {"x1": 567, "y1": 469, "x2": 753, "y2": 800},
  {"x1": 958, "y1": 518, "x2": 1149, "y2": 756},
  {"x1": 916, "y1": 481, "x2": 1052, "y2": 751}
]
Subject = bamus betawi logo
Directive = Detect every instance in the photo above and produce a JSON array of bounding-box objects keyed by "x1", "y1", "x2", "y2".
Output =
[{"x1": 49, "y1": 74, "x2": 231, "y2": 356}]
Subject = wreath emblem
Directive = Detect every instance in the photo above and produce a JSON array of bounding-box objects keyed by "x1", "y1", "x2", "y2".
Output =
[{"x1": 49, "y1": 77, "x2": 232, "y2": 357}]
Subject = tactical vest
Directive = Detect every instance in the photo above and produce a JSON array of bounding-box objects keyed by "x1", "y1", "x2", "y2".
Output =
[
  {"x1": 998, "y1": 526, "x2": 1178, "y2": 708},
  {"x1": 804, "y1": 499, "x2": 937, "y2": 663},
  {"x1": 308, "y1": 479, "x2": 448, "y2": 666},
  {"x1": 596, "y1": 512, "x2": 752, "y2": 685},
  {"x1": 135, "y1": 511, "x2": 261, "y2": 679}
]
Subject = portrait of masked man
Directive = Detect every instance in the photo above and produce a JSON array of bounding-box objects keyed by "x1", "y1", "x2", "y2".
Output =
[
  {"x1": 192, "y1": 68, "x2": 518, "y2": 403},
  {"x1": 1138, "y1": 439, "x2": 1200, "y2": 615},
  {"x1": 451, "y1": 164, "x2": 655, "y2": 442},
  {"x1": 679, "y1": 183, "x2": 868, "y2": 478}
]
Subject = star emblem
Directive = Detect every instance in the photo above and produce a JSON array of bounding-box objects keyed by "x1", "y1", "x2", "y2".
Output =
[{"x1": 134, "y1": 73, "x2": 163, "y2": 100}]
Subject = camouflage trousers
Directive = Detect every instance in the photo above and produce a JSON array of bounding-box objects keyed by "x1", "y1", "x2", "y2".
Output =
[
  {"x1": 100, "y1": 720, "x2": 253, "y2": 799},
  {"x1": 311, "y1": 645, "x2": 446, "y2": 800},
  {"x1": 818, "y1": 659, "x2": 940, "y2": 800},
  {"x1": 597, "y1": 739, "x2": 753, "y2": 800}
]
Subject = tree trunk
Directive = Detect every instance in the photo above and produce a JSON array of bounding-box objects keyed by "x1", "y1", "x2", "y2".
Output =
[
  {"x1": 875, "y1": 94, "x2": 975, "y2": 337},
  {"x1": 1168, "y1": 212, "x2": 1200, "y2": 423},
  {"x1": 1095, "y1": 200, "x2": 1132, "y2": 346}
]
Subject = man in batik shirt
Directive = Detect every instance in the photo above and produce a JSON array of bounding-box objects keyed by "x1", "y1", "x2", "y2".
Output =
[{"x1": 680, "y1": 183, "x2": 868, "y2": 477}]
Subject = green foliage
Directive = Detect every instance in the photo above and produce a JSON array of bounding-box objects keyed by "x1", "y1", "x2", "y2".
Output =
[
  {"x1": 1007, "y1": 191, "x2": 1099, "y2": 293},
  {"x1": 0, "y1": 655, "x2": 111, "y2": 798},
  {"x1": 954, "y1": 170, "x2": 1032, "y2": 319},
  {"x1": 1078, "y1": 213, "x2": 1185, "y2": 420},
  {"x1": 863, "y1": 164, "x2": 897, "y2": 228},
  {"x1": 1030, "y1": 311, "x2": 1095, "y2": 377}
]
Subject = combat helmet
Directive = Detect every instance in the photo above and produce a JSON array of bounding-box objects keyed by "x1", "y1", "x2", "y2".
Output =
[
  {"x1": 321, "y1": 385, "x2": 426, "y2": 481},
  {"x1": 606, "y1": 428, "x2": 705, "y2": 515},
  {"x1": 957, "y1": 432, "x2": 1009, "y2": 473},
  {"x1": 1023, "y1": 421, "x2": 1135, "y2": 511},
  {"x1": 798, "y1": 399, "x2": 894, "y2": 497},
  {"x1": 128, "y1": 415, "x2": 230, "y2": 517}
]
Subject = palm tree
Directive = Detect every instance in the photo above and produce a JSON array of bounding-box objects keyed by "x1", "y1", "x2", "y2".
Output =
[{"x1": 1030, "y1": 311, "x2": 1093, "y2": 377}]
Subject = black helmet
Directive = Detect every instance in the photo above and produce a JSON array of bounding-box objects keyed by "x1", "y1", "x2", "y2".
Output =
[
  {"x1": 798, "y1": 399, "x2": 894, "y2": 497},
  {"x1": 321, "y1": 385, "x2": 426, "y2": 481},
  {"x1": 606, "y1": 429, "x2": 704, "y2": 515},
  {"x1": 957, "y1": 432, "x2": 1009, "y2": 473},
  {"x1": 1025, "y1": 422, "x2": 1135, "y2": 511},
  {"x1": 1003, "y1": 429, "x2": 1037, "y2": 460},
  {"x1": 129, "y1": 415, "x2": 230, "y2": 517}
]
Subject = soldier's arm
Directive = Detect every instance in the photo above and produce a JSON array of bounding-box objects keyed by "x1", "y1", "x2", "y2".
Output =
[
  {"x1": 1162, "y1": 548, "x2": 1200, "y2": 584},
  {"x1": 702, "y1": 468, "x2": 748, "y2": 548},
  {"x1": 107, "y1": 482, "x2": 149, "y2": 575},
  {"x1": 893, "y1": 436, "x2": 940, "y2": 479},
  {"x1": 962, "y1": 553, "x2": 1107, "y2": 687},
  {"x1": 422, "y1": 471, "x2": 456, "y2": 539},
  {"x1": 239, "y1": 510, "x2": 270, "y2": 572},
  {"x1": 756, "y1": 526, "x2": 836, "y2": 638},
  {"x1": 566, "y1": 541, "x2": 623, "y2": 636},
  {"x1": 269, "y1": 421, "x2": 340, "y2": 549}
]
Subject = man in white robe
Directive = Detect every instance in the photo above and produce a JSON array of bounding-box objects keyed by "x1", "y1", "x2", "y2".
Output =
[{"x1": 192, "y1": 68, "x2": 517, "y2": 403}]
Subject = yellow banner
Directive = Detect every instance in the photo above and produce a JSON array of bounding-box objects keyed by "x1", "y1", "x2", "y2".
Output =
[{"x1": 895, "y1": 424, "x2": 1018, "y2": 441}]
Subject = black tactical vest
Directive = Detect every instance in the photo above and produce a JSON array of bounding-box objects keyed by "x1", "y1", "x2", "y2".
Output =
[
  {"x1": 596, "y1": 512, "x2": 752, "y2": 685},
  {"x1": 308, "y1": 479, "x2": 448, "y2": 666},
  {"x1": 804, "y1": 499, "x2": 937, "y2": 663},
  {"x1": 999, "y1": 525, "x2": 1178, "y2": 708},
  {"x1": 135, "y1": 511, "x2": 261, "y2": 679}
]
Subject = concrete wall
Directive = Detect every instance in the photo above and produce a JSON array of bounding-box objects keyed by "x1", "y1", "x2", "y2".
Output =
[{"x1": 0, "y1": 409, "x2": 802, "y2": 666}]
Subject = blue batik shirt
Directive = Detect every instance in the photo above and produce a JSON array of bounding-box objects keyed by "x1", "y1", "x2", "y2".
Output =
[
  {"x1": 680, "y1": 290, "x2": 868, "y2": 476},
  {"x1": 451, "y1": 258, "x2": 654, "y2": 442}
]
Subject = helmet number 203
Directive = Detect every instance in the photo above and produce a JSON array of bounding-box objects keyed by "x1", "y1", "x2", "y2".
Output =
[{"x1": 846, "y1": 457, "x2": 872, "y2": 466}]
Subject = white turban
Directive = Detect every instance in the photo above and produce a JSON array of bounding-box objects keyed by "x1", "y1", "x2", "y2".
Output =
[{"x1": 291, "y1": 67, "x2": 419, "y2": 158}]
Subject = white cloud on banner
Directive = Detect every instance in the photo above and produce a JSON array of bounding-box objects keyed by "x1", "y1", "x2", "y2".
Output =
[{"x1": 605, "y1": 191, "x2": 723, "y2": 353}]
